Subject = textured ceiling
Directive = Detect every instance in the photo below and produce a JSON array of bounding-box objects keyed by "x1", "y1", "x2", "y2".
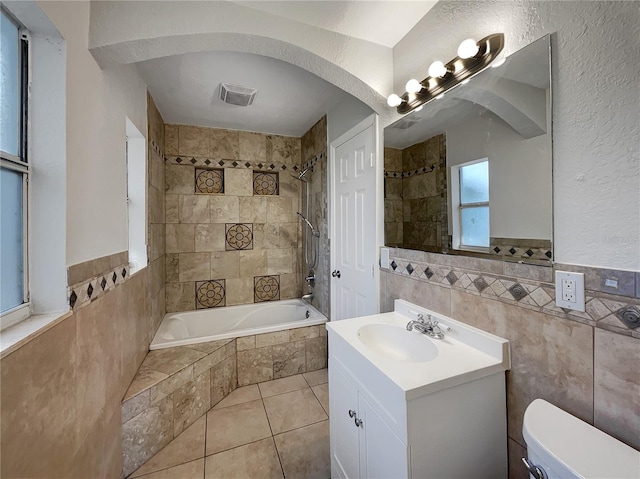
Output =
[
  {"x1": 137, "y1": 50, "x2": 348, "y2": 137},
  {"x1": 232, "y1": 1, "x2": 438, "y2": 48}
]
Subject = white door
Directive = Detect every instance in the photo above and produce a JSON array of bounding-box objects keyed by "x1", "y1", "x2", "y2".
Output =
[{"x1": 330, "y1": 116, "x2": 379, "y2": 321}]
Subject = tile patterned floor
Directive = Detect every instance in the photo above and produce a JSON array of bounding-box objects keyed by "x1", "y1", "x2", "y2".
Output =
[{"x1": 129, "y1": 369, "x2": 330, "y2": 479}]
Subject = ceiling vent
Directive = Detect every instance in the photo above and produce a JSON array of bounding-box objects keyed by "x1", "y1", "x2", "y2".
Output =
[{"x1": 219, "y1": 83, "x2": 257, "y2": 107}]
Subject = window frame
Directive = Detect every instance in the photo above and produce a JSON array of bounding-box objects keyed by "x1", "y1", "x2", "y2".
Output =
[
  {"x1": 1, "y1": 7, "x2": 31, "y2": 329},
  {"x1": 450, "y1": 158, "x2": 490, "y2": 253}
]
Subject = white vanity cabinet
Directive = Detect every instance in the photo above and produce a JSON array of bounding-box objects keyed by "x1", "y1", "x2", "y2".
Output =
[
  {"x1": 327, "y1": 299, "x2": 511, "y2": 479},
  {"x1": 330, "y1": 360, "x2": 408, "y2": 479}
]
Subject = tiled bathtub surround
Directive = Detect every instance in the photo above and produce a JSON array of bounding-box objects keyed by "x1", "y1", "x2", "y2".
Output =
[
  {"x1": 148, "y1": 95, "x2": 168, "y2": 340},
  {"x1": 301, "y1": 117, "x2": 330, "y2": 317},
  {"x1": 121, "y1": 324, "x2": 328, "y2": 476},
  {"x1": 381, "y1": 247, "x2": 640, "y2": 477},
  {"x1": 164, "y1": 124, "x2": 304, "y2": 312},
  {"x1": 121, "y1": 339, "x2": 237, "y2": 476},
  {"x1": 384, "y1": 134, "x2": 448, "y2": 252}
]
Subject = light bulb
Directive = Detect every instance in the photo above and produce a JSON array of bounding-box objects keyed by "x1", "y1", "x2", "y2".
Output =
[
  {"x1": 414, "y1": 105, "x2": 423, "y2": 112},
  {"x1": 387, "y1": 94, "x2": 403, "y2": 107},
  {"x1": 405, "y1": 79, "x2": 423, "y2": 94},
  {"x1": 461, "y1": 79, "x2": 470, "y2": 85},
  {"x1": 491, "y1": 57, "x2": 506, "y2": 68},
  {"x1": 457, "y1": 39, "x2": 479, "y2": 59},
  {"x1": 428, "y1": 61, "x2": 448, "y2": 78},
  {"x1": 435, "y1": 93, "x2": 444, "y2": 100}
]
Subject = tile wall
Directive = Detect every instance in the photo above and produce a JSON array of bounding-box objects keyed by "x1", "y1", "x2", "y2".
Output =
[
  {"x1": 148, "y1": 95, "x2": 168, "y2": 340},
  {"x1": 384, "y1": 133, "x2": 448, "y2": 252},
  {"x1": 0, "y1": 269, "x2": 150, "y2": 478},
  {"x1": 381, "y1": 247, "x2": 640, "y2": 479},
  {"x1": 164, "y1": 124, "x2": 304, "y2": 312},
  {"x1": 301, "y1": 117, "x2": 330, "y2": 317},
  {"x1": 0, "y1": 94, "x2": 168, "y2": 478}
]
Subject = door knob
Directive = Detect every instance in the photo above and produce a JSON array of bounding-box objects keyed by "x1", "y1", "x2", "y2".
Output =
[{"x1": 332, "y1": 270, "x2": 341, "y2": 278}]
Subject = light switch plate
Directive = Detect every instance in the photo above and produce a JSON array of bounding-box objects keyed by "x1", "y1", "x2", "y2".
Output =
[
  {"x1": 380, "y1": 247, "x2": 390, "y2": 269},
  {"x1": 555, "y1": 271, "x2": 585, "y2": 312}
]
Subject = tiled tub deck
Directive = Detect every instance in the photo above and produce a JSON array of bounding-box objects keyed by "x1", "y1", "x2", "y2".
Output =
[{"x1": 121, "y1": 324, "x2": 328, "y2": 476}]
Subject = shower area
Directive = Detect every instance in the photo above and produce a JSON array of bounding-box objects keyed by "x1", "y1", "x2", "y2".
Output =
[{"x1": 163, "y1": 116, "x2": 329, "y2": 318}]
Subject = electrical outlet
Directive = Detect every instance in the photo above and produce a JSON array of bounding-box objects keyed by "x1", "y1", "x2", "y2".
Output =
[{"x1": 555, "y1": 271, "x2": 585, "y2": 311}]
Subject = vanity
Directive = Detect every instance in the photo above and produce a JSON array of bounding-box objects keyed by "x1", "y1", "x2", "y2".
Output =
[{"x1": 327, "y1": 299, "x2": 511, "y2": 479}]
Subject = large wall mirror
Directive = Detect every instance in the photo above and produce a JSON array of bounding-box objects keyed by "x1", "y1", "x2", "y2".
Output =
[{"x1": 384, "y1": 34, "x2": 553, "y2": 265}]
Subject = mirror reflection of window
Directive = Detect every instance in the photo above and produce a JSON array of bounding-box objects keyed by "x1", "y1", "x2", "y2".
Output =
[{"x1": 454, "y1": 159, "x2": 489, "y2": 249}]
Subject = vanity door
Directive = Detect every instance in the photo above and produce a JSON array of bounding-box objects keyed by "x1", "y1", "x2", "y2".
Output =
[
  {"x1": 359, "y1": 393, "x2": 409, "y2": 479},
  {"x1": 329, "y1": 362, "x2": 361, "y2": 479}
]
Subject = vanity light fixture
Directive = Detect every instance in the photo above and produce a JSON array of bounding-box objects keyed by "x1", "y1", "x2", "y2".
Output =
[{"x1": 386, "y1": 33, "x2": 505, "y2": 114}]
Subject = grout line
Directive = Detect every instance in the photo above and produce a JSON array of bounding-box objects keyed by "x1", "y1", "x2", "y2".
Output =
[{"x1": 272, "y1": 417, "x2": 329, "y2": 439}]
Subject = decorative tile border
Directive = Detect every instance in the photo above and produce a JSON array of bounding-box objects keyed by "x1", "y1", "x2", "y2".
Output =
[
  {"x1": 195, "y1": 168, "x2": 224, "y2": 194},
  {"x1": 253, "y1": 171, "x2": 279, "y2": 195},
  {"x1": 150, "y1": 139, "x2": 165, "y2": 160},
  {"x1": 254, "y1": 275, "x2": 280, "y2": 302},
  {"x1": 385, "y1": 249, "x2": 640, "y2": 338},
  {"x1": 490, "y1": 237, "x2": 552, "y2": 262},
  {"x1": 225, "y1": 223, "x2": 253, "y2": 251},
  {"x1": 167, "y1": 155, "x2": 290, "y2": 172},
  {"x1": 384, "y1": 165, "x2": 438, "y2": 178},
  {"x1": 68, "y1": 263, "x2": 130, "y2": 311}
]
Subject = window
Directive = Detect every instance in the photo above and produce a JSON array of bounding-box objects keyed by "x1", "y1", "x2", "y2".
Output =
[
  {"x1": 126, "y1": 118, "x2": 147, "y2": 273},
  {"x1": 1, "y1": 8, "x2": 30, "y2": 327},
  {"x1": 452, "y1": 159, "x2": 489, "y2": 250}
]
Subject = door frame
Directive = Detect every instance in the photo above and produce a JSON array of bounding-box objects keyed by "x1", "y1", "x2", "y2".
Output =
[{"x1": 328, "y1": 113, "x2": 383, "y2": 321}]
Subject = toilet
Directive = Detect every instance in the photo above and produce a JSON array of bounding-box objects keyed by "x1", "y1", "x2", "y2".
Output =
[{"x1": 522, "y1": 399, "x2": 640, "y2": 479}]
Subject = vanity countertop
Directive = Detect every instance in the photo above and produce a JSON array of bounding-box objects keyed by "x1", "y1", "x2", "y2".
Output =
[{"x1": 326, "y1": 299, "x2": 511, "y2": 400}]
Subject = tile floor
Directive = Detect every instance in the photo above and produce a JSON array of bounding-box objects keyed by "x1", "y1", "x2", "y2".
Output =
[{"x1": 129, "y1": 368, "x2": 330, "y2": 479}]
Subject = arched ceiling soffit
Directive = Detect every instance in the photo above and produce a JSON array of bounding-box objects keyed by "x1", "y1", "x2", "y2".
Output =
[{"x1": 88, "y1": 1, "x2": 396, "y2": 121}]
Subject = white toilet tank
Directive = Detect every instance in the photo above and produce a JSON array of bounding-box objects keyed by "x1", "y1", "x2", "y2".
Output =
[{"x1": 522, "y1": 399, "x2": 640, "y2": 479}]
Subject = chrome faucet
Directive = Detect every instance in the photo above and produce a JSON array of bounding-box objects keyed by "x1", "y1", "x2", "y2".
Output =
[{"x1": 406, "y1": 313, "x2": 445, "y2": 340}]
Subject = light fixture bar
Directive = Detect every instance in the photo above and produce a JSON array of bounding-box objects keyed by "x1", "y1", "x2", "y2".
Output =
[{"x1": 396, "y1": 33, "x2": 504, "y2": 114}]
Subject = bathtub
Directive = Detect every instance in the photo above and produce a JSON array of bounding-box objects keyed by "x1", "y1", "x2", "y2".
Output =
[{"x1": 150, "y1": 299, "x2": 327, "y2": 350}]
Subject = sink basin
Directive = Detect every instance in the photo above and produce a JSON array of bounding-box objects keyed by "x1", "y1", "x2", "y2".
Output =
[{"x1": 357, "y1": 324, "x2": 438, "y2": 362}]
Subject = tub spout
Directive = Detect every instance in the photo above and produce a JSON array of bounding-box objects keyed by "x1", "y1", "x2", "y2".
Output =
[{"x1": 302, "y1": 292, "x2": 314, "y2": 301}]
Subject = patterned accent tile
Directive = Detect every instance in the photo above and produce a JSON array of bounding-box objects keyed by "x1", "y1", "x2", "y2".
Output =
[
  {"x1": 529, "y1": 287, "x2": 553, "y2": 307},
  {"x1": 253, "y1": 172, "x2": 279, "y2": 196},
  {"x1": 405, "y1": 263, "x2": 414, "y2": 275},
  {"x1": 390, "y1": 260, "x2": 397, "y2": 271},
  {"x1": 614, "y1": 306, "x2": 640, "y2": 329},
  {"x1": 424, "y1": 267, "x2": 434, "y2": 279},
  {"x1": 445, "y1": 271, "x2": 458, "y2": 285},
  {"x1": 196, "y1": 280, "x2": 226, "y2": 309},
  {"x1": 225, "y1": 223, "x2": 254, "y2": 251},
  {"x1": 254, "y1": 275, "x2": 280, "y2": 302},
  {"x1": 473, "y1": 276, "x2": 488, "y2": 292},
  {"x1": 195, "y1": 168, "x2": 224, "y2": 194},
  {"x1": 508, "y1": 283, "x2": 528, "y2": 302}
]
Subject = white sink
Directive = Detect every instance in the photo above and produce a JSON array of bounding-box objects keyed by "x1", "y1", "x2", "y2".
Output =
[{"x1": 357, "y1": 324, "x2": 438, "y2": 362}]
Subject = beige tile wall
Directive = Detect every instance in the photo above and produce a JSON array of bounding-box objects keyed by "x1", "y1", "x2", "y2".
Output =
[
  {"x1": 383, "y1": 134, "x2": 448, "y2": 252},
  {"x1": 301, "y1": 117, "x2": 329, "y2": 317},
  {"x1": 164, "y1": 124, "x2": 303, "y2": 312},
  {"x1": 381, "y1": 248, "x2": 640, "y2": 478},
  {"x1": 0, "y1": 268, "x2": 150, "y2": 478},
  {"x1": 148, "y1": 94, "x2": 167, "y2": 341}
]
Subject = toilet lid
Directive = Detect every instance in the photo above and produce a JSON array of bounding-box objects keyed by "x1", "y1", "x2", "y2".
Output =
[{"x1": 523, "y1": 399, "x2": 640, "y2": 479}]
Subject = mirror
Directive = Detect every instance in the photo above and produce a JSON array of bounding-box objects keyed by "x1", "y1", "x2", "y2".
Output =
[{"x1": 384, "y1": 35, "x2": 552, "y2": 264}]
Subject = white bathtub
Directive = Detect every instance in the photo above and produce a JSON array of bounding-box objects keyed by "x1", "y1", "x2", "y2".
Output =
[{"x1": 150, "y1": 299, "x2": 327, "y2": 350}]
